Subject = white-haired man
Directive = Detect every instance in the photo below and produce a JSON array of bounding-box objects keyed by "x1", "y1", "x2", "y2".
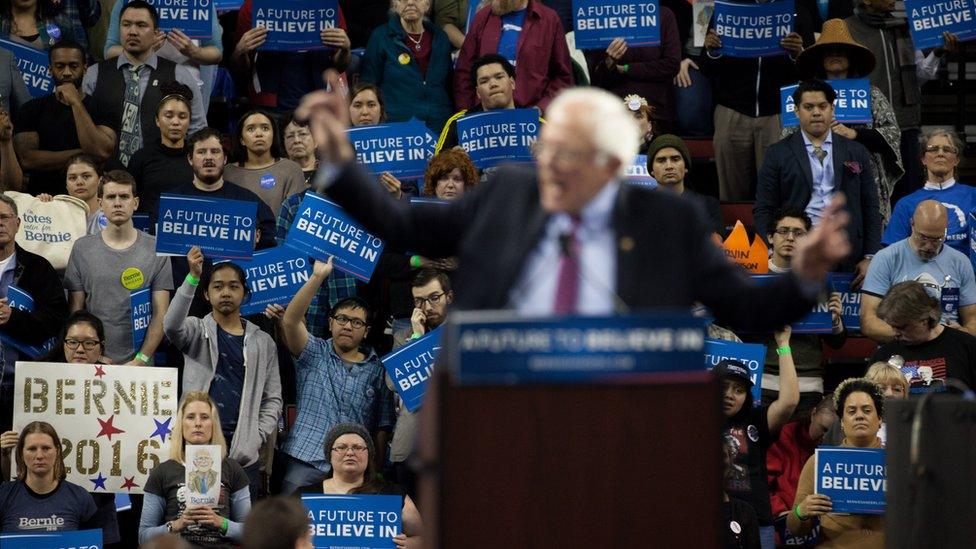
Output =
[{"x1": 294, "y1": 74, "x2": 851, "y2": 330}]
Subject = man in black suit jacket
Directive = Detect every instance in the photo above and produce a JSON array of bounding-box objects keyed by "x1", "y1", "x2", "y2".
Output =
[
  {"x1": 296, "y1": 73, "x2": 853, "y2": 332},
  {"x1": 754, "y1": 79, "x2": 881, "y2": 285}
]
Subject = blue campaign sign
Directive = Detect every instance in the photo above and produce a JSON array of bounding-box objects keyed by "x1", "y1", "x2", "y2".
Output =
[
  {"x1": 781, "y1": 79, "x2": 873, "y2": 127},
  {"x1": 0, "y1": 528, "x2": 103, "y2": 548},
  {"x1": 752, "y1": 275, "x2": 833, "y2": 333},
  {"x1": 253, "y1": 0, "x2": 338, "y2": 51},
  {"x1": 445, "y1": 311, "x2": 707, "y2": 384},
  {"x1": 140, "y1": 0, "x2": 213, "y2": 39},
  {"x1": 815, "y1": 447, "x2": 886, "y2": 514},
  {"x1": 283, "y1": 193, "x2": 385, "y2": 282},
  {"x1": 2, "y1": 285, "x2": 57, "y2": 358},
  {"x1": 0, "y1": 39, "x2": 53, "y2": 98},
  {"x1": 704, "y1": 338, "x2": 765, "y2": 406},
  {"x1": 302, "y1": 494, "x2": 402, "y2": 549},
  {"x1": 131, "y1": 213, "x2": 152, "y2": 234},
  {"x1": 713, "y1": 0, "x2": 794, "y2": 57},
  {"x1": 225, "y1": 247, "x2": 312, "y2": 316},
  {"x1": 829, "y1": 272, "x2": 861, "y2": 331},
  {"x1": 381, "y1": 328, "x2": 442, "y2": 412},
  {"x1": 457, "y1": 108, "x2": 540, "y2": 169},
  {"x1": 906, "y1": 0, "x2": 976, "y2": 50},
  {"x1": 214, "y1": 0, "x2": 243, "y2": 10},
  {"x1": 626, "y1": 154, "x2": 657, "y2": 188},
  {"x1": 970, "y1": 211, "x2": 976, "y2": 274},
  {"x1": 347, "y1": 120, "x2": 432, "y2": 179},
  {"x1": 156, "y1": 194, "x2": 258, "y2": 260},
  {"x1": 573, "y1": 0, "x2": 662, "y2": 49},
  {"x1": 131, "y1": 287, "x2": 151, "y2": 351}
]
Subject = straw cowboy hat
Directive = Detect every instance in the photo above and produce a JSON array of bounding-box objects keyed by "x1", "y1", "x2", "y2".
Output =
[{"x1": 796, "y1": 19, "x2": 877, "y2": 79}]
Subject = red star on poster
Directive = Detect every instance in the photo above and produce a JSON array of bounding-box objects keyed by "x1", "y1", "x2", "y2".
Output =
[
  {"x1": 95, "y1": 415, "x2": 125, "y2": 441},
  {"x1": 93, "y1": 365, "x2": 106, "y2": 379},
  {"x1": 119, "y1": 476, "x2": 139, "y2": 491}
]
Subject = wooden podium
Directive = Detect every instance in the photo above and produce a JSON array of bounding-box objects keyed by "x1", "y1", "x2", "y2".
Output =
[{"x1": 418, "y1": 370, "x2": 723, "y2": 547}]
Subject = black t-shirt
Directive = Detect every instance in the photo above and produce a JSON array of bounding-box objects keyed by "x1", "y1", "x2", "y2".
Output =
[
  {"x1": 13, "y1": 93, "x2": 112, "y2": 196},
  {"x1": 129, "y1": 139, "x2": 194, "y2": 216},
  {"x1": 724, "y1": 496, "x2": 761, "y2": 549},
  {"x1": 296, "y1": 480, "x2": 406, "y2": 506},
  {"x1": 723, "y1": 405, "x2": 776, "y2": 525},
  {"x1": 872, "y1": 326, "x2": 976, "y2": 393},
  {"x1": 211, "y1": 325, "x2": 246, "y2": 444}
]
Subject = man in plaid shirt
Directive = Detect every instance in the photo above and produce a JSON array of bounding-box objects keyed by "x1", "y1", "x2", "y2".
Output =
[{"x1": 279, "y1": 257, "x2": 395, "y2": 494}]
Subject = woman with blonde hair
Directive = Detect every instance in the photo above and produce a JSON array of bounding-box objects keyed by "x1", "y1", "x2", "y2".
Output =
[{"x1": 139, "y1": 392, "x2": 251, "y2": 547}]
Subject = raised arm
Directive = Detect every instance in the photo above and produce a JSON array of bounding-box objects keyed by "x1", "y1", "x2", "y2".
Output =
[{"x1": 281, "y1": 257, "x2": 333, "y2": 357}]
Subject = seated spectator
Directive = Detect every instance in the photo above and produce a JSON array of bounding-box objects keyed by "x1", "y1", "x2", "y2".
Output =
[
  {"x1": 296, "y1": 423, "x2": 423, "y2": 547},
  {"x1": 280, "y1": 113, "x2": 318, "y2": 185},
  {"x1": 754, "y1": 79, "x2": 880, "y2": 280},
  {"x1": 362, "y1": 0, "x2": 454, "y2": 133},
  {"x1": 347, "y1": 84, "x2": 415, "y2": 200},
  {"x1": 646, "y1": 134, "x2": 722, "y2": 236},
  {"x1": 792, "y1": 19, "x2": 903, "y2": 222},
  {"x1": 242, "y1": 496, "x2": 312, "y2": 549},
  {"x1": 883, "y1": 130, "x2": 974, "y2": 255},
  {"x1": 0, "y1": 0, "x2": 69, "y2": 50},
  {"x1": 0, "y1": 422, "x2": 101, "y2": 533},
  {"x1": 12, "y1": 39, "x2": 115, "y2": 196},
  {"x1": 82, "y1": 0, "x2": 206, "y2": 167},
  {"x1": 128, "y1": 82, "x2": 195, "y2": 217},
  {"x1": 454, "y1": 0, "x2": 572, "y2": 112},
  {"x1": 623, "y1": 94, "x2": 655, "y2": 154},
  {"x1": 35, "y1": 153, "x2": 105, "y2": 235},
  {"x1": 224, "y1": 109, "x2": 307, "y2": 217},
  {"x1": 863, "y1": 360, "x2": 908, "y2": 444},
  {"x1": 0, "y1": 48, "x2": 30, "y2": 113},
  {"x1": 0, "y1": 194, "x2": 68, "y2": 431},
  {"x1": 437, "y1": 53, "x2": 519, "y2": 154},
  {"x1": 0, "y1": 109, "x2": 21, "y2": 192},
  {"x1": 422, "y1": 147, "x2": 478, "y2": 199},
  {"x1": 582, "y1": 8, "x2": 680, "y2": 132},
  {"x1": 861, "y1": 200, "x2": 976, "y2": 341},
  {"x1": 165, "y1": 246, "x2": 282, "y2": 502},
  {"x1": 722, "y1": 439, "x2": 761, "y2": 549},
  {"x1": 138, "y1": 392, "x2": 251, "y2": 545},
  {"x1": 670, "y1": 0, "x2": 713, "y2": 138},
  {"x1": 717, "y1": 349, "x2": 799, "y2": 548},
  {"x1": 233, "y1": 0, "x2": 350, "y2": 112},
  {"x1": 870, "y1": 281, "x2": 976, "y2": 392},
  {"x1": 788, "y1": 378, "x2": 885, "y2": 545},
  {"x1": 64, "y1": 170, "x2": 173, "y2": 363},
  {"x1": 280, "y1": 261, "x2": 395, "y2": 494}
]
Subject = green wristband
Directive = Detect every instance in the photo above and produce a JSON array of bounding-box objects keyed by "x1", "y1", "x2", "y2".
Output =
[
  {"x1": 222, "y1": 517, "x2": 229, "y2": 534},
  {"x1": 410, "y1": 255, "x2": 422, "y2": 268},
  {"x1": 776, "y1": 346, "x2": 792, "y2": 356},
  {"x1": 135, "y1": 352, "x2": 150, "y2": 364},
  {"x1": 185, "y1": 273, "x2": 200, "y2": 286},
  {"x1": 620, "y1": 64, "x2": 630, "y2": 73},
  {"x1": 794, "y1": 504, "x2": 808, "y2": 521},
  {"x1": 410, "y1": 332, "x2": 423, "y2": 340}
]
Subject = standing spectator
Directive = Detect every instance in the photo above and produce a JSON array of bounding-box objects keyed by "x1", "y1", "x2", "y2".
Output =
[
  {"x1": 280, "y1": 113, "x2": 318, "y2": 185},
  {"x1": 0, "y1": 48, "x2": 30, "y2": 113},
  {"x1": 224, "y1": 109, "x2": 307, "y2": 217},
  {"x1": 646, "y1": 134, "x2": 722, "y2": 236},
  {"x1": 0, "y1": 107, "x2": 21, "y2": 190},
  {"x1": 64, "y1": 170, "x2": 173, "y2": 363},
  {"x1": 128, "y1": 82, "x2": 195, "y2": 217},
  {"x1": 165, "y1": 246, "x2": 282, "y2": 502},
  {"x1": 0, "y1": 0, "x2": 68, "y2": 50},
  {"x1": 582, "y1": 7, "x2": 681, "y2": 132},
  {"x1": 437, "y1": 53, "x2": 519, "y2": 153},
  {"x1": 279, "y1": 259, "x2": 395, "y2": 494},
  {"x1": 13, "y1": 40, "x2": 116, "y2": 196},
  {"x1": 454, "y1": 0, "x2": 572, "y2": 112},
  {"x1": 670, "y1": 0, "x2": 712, "y2": 138},
  {"x1": 36, "y1": 153, "x2": 106, "y2": 235},
  {"x1": 362, "y1": 0, "x2": 454, "y2": 133}
]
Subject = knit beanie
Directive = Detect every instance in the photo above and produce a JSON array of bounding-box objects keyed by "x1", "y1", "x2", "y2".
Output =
[
  {"x1": 323, "y1": 423, "x2": 375, "y2": 464},
  {"x1": 645, "y1": 134, "x2": 692, "y2": 171}
]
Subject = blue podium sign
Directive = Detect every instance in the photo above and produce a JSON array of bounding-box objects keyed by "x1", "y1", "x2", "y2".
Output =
[
  {"x1": 573, "y1": 0, "x2": 662, "y2": 49},
  {"x1": 381, "y1": 328, "x2": 442, "y2": 412},
  {"x1": 815, "y1": 447, "x2": 886, "y2": 514},
  {"x1": 0, "y1": 528, "x2": 102, "y2": 548},
  {"x1": 156, "y1": 194, "x2": 258, "y2": 259},
  {"x1": 713, "y1": 0, "x2": 794, "y2": 57},
  {"x1": 704, "y1": 338, "x2": 765, "y2": 406},
  {"x1": 302, "y1": 494, "x2": 402, "y2": 549},
  {"x1": 224, "y1": 247, "x2": 313, "y2": 316}
]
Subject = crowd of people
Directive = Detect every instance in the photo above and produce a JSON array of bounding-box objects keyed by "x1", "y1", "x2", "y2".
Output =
[{"x1": 0, "y1": 0, "x2": 970, "y2": 547}]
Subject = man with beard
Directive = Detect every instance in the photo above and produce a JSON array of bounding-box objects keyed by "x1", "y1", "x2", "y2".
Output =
[
  {"x1": 861, "y1": 200, "x2": 976, "y2": 342},
  {"x1": 454, "y1": 0, "x2": 572, "y2": 112},
  {"x1": 12, "y1": 40, "x2": 116, "y2": 196},
  {"x1": 280, "y1": 259, "x2": 395, "y2": 494},
  {"x1": 646, "y1": 134, "x2": 722, "y2": 236}
]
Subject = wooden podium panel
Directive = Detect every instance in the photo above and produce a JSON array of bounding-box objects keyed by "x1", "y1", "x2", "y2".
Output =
[{"x1": 418, "y1": 371, "x2": 723, "y2": 547}]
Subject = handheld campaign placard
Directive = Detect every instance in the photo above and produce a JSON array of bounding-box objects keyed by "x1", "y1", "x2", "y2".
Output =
[
  {"x1": 347, "y1": 120, "x2": 433, "y2": 179},
  {"x1": 626, "y1": 154, "x2": 657, "y2": 187},
  {"x1": 780, "y1": 79, "x2": 872, "y2": 127},
  {"x1": 302, "y1": 494, "x2": 402, "y2": 548},
  {"x1": 712, "y1": 0, "x2": 794, "y2": 57},
  {"x1": 906, "y1": 0, "x2": 976, "y2": 49},
  {"x1": 828, "y1": 272, "x2": 861, "y2": 331},
  {"x1": 381, "y1": 328, "x2": 442, "y2": 412},
  {"x1": 13, "y1": 362, "x2": 178, "y2": 494},
  {"x1": 751, "y1": 275, "x2": 833, "y2": 333},
  {"x1": 252, "y1": 0, "x2": 339, "y2": 51},
  {"x1": 283, "y1": 193, "x2": 385, "y2": 282},
  {"x1": 131, "y1": 287, "x2": 152, "y2": 352},
  {"x1": 0, "y1": 39, "x2": 53, "y2": 98},
  {"x1": 0, "y1": 529, "x2": 103, "y2": 549},
  {"x1": 185, "y1": 445, "x2": 221, "y2": 507},
  {"x1": 573, "y1": 0, "x2": 661, "y2": 49},
  {"x1": 457, "y1": 108, "x2": 540, "y2": 169},
  {"x1": 1, "y1": 285, "x2": 58, "y2": 358},
  {"x1": 140, "y1": 0, "x2": 213, "y2": 39},
  {"x1": 156, "y1": 194, "x2": 258, "y2": 260},
  {"x1": 223, "y1": 247, "x2": 313, "y2": 316},
  {"x1": 704, "y1": 338, "x2": 765, "y2": 406},
  {"x1": 815, "y1": 447, "x2": 886, "y2": 514},
  {"x1": 445, "y1": 311, "x2": 706, "y2": 384}
]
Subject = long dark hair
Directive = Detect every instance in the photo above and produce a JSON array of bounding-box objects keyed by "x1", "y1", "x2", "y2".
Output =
[
  {"x1": 43, "y1": 311, "x2": 106, "y2": 363},
  {"x1": 233, "y1": 109, "x2": 283, "y2": 164}
]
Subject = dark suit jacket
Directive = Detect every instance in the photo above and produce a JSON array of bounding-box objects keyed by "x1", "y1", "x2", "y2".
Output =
[
  {"x1": 325, "y1": 164, "x2": 817, "y2": 332},
  {"x1": 754, "y1": 131, "x2": 881, "y2": 271},
  {"x1": 3, "y1": 245, "x2": 68, "y2": 346}
]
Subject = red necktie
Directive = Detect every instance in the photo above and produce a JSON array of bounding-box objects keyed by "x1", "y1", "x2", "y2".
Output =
[{"x1": 553, "y1": 218, "x2": 581, "y2": 315}]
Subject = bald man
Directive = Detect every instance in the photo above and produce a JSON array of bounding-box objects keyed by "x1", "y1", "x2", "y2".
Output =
[{"x1": 860, "y1": 199, "x2": 976, "y2": 342}]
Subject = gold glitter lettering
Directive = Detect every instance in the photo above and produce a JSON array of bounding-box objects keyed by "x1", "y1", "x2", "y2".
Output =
[
  {"x1": 111, "y1": 440, "x2": 122, "y2": 476},
  {"x1": 85, "y1": 379, "x2": 107, "y2": 415},
  {"x1": 75, "y1": 439, "x2": 100, "y2": 475},
  {"x1": 114, "y1": 380, "x2": 136, "y2": 415},
  {"x1": 28, "y1": 377, "x2": 48, "y2": 413},
  {"x1": 61, "y1": 438, "x2": 73, "y2": 475},
  {"x1": 56, "y1": 378, "x2": 76, "y2": 415},
  {"x1": 138, "y1": 439, "x2": 160, "y2": 475}
]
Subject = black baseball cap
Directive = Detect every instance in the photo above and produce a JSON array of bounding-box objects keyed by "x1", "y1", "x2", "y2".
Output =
[{"x1": 713, "y1": 359, "x2": 754, "y2": 387}]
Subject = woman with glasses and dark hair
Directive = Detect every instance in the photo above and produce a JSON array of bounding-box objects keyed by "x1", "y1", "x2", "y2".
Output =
[{"x1": 297, "y1": 423, "x2": 423, "y2": 548}]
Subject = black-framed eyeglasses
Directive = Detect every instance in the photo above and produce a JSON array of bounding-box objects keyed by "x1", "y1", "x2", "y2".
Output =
[
  {"x1": 413, "y1": 292, "x2": 446, "y2": 308},
  {"x1": 774, "y1": 227, "x2": 807, "y2": 238},
  {"x1": 65, "y1": 338, "x2": 101, "y2": 350},
  {"x1": 332, "y1": 315, "x2": 366, "y2": 329},
  {"x1": 924, "y1": 145, "x2": 957, "y2": 155}
]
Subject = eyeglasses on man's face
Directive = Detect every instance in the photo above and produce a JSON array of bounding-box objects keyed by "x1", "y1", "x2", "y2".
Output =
[
  {"x1": 774, "y1": 227, "x2": 808, "y2": 238},
  {"x1": 331, "y1": 315, "x2": 366, "y2": 329},
  {"x1": 912, "y1": 228, "x2": 946, "y2": 245},
  {"x1": 413, "y1": 292, "x2": 446, "y2": 308}
]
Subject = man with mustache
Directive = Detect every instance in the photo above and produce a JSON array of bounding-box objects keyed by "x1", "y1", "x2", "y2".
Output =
[
  {"x1": 12, "y1": 40, "x2": 116, "y2": 196},
  {"x1": 646, "y1": 134, "x2": 722, "y2": 236},
  {"x1": 861, "y1": 200, "x2": 976, "y2": 342}
]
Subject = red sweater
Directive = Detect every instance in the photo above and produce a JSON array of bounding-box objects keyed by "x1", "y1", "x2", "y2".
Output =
[{"x1": 765, "y1": 419, "x2": 818, "y2": 517}]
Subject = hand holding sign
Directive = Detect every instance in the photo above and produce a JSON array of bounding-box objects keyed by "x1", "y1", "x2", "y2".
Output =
[
  {"x1": 605, "y1": 37, "x2": 628, "y2": 66},
  {"x1": 321, "y1": 27, "x2": 350, "y2": 49},
  {"x1": 704, "y1": 28, "x2": 722, "y2": 50},
  {"x1": 934, "y1": 31, "x2": 959, "y2": 55},
  {"x1": 0, "y1": 297, "x2": 10, "y2": 325},
  {"x1": 312, "y1": 256, "x2": 334, "y2": 281},
  {"x1": 0, "y1": 429, "x2": 15, "y2": 452},
  {"x1": 831, "y1": 122, "x2": 857, "y2": 140},
  {"x1": 188, "y1": 246, "x2": 204, "y2": 278},
  {"x1": 774, "y1": 325, "x2": 791, "y2": 347},
  {"x1": 235, "y1": 26, "x2": 268, "y2": 56},
  {"x1": 797, "y1": 493, "x2": 833, "y2": 519},
  {"x1": 168, "y1": 29, "x2": 201, "y2": 59},
  {"x1": 0, "y1": 110, "x2": 11, "y2": 142},
  {"x1": 379, "y1": 172, "x2": 404, "y2": 198},
  {"x1": 780, "y1": 31, "x2": 804, "y2": 56}
]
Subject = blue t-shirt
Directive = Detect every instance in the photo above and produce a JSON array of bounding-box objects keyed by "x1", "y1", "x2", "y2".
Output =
[
  {"x1": 0, "y1": 480, "x2": 98, "y2": 533},
  {"x1": 862, "y1": 239, "x2": 976, "y2": 324},
  {"x1": 883, "y1": 183, "x2": 976, "y2": 255},
  {"x1": 497, "y1": 9, "x2": 527, "y2": 66},
  {"x1": 210, "y1": 325, "x2": 246, "y2": 444}
]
